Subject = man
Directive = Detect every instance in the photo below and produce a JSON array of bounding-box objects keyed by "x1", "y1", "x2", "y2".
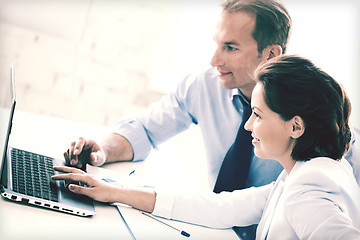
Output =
[
  {"x1": 67, "y1": 0, "x2": 290, "y2": 186},
  {"x1": 64, "y1": 0, "x2": 359, "y2": 239}
]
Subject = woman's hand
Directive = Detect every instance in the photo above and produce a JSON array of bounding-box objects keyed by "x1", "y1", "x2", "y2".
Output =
[
  {"x1": 52, "y1": 166, "x2": 156, "y2": 212},
  {"x1": 52, "y1": 166, "x2": 118, "y2": 203}
]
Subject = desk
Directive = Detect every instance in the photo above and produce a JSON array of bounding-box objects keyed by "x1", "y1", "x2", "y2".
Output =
[{"x1": 1, "y1": 111, "x2": 239, "y2": 240}]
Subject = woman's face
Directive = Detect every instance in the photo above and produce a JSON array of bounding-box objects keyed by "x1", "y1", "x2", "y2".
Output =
[{"x1": 245, "y1": 83, "x2": 296, "y2": 164}]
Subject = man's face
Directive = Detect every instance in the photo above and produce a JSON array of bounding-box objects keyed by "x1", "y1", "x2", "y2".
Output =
[{"x1": 210, "y1": 11, "x2": 269, "y2": 99}]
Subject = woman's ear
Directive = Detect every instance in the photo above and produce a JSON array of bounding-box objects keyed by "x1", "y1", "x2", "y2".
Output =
[{"x1": 290, "y1": 116, "x2": 305, "y2": 139}]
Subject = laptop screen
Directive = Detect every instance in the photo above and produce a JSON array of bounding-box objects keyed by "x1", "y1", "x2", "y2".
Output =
[{"x1": 0, "y1": 65, "x2": 16, "y2": 175}]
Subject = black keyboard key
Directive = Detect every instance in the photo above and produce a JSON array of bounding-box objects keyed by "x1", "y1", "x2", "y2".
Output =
[
  {"x1": 34, "y1": 191, "x2": 42, "y2": 198},
  {"x1": 19, "y1": 187, "x2": 26, "y2": 194}
]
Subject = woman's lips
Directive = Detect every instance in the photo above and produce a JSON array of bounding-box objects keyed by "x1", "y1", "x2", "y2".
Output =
[{"x1": 251, "y1": 135, "x2": 260, "y2": 144}]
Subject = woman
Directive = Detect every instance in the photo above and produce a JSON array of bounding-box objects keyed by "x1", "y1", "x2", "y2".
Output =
[{"x1": 53, "y1": 55, "x2": 360, "y2": 239}]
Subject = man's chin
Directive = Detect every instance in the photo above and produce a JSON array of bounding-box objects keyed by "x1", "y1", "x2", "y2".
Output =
[{"x1": 219, "y1": 79, "x2": 236, "y2": 89}]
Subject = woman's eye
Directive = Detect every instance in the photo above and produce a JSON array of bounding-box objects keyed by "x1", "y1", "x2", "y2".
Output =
[{"x1": 253, "y1": 112, "x2": 261, "y2": 118}]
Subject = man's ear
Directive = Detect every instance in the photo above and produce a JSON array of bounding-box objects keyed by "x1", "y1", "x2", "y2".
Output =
[
  {"x1": 290, "y1": 116, "x2": 305, "y2": 139},
  {"x1": 263, "y1": 45, "x2": 282, "y2": 60}
]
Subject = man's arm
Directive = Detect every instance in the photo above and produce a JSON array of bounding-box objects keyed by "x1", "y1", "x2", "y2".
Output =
[
  {"x1": 100, "y1": 133, "x2": 134, "y2": 163},
  {"x1": 66, "y1": 70, "x2": 208, "y2": 169}
]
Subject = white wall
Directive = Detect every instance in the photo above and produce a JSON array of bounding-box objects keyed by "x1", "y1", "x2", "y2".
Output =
[
  {"x1": 0, "y1": 0, "x2": 358, "y2": 126},
  {"x1": 0, "y1": 0, "x2": 220, "y2": 126}
]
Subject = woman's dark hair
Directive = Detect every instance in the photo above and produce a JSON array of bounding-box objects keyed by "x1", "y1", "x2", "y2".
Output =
[
  {"x1": 254, "y1": 55, "x2": 352, "y2": 161},
  {"x1": 221, "y1": 0, "x2": 292, "y2": 54}
]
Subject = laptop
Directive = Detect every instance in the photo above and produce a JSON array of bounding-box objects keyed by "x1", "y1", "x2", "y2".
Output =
[{"x1": 0, "y1": 65, "x2": 95, "y2": 217}]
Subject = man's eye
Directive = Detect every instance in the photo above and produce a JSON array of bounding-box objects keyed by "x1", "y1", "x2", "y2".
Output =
[{"x1": 225, "y1": 45, "x2": 238, "y2": 51}]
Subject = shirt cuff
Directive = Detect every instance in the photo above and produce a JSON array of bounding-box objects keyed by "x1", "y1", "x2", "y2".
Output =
[
  {"x1": 152, "y1": 189, "x2": 176, "y2": 219},
  {"x1": 112, "y1": 119, "x2": 153, "y2": 161}
]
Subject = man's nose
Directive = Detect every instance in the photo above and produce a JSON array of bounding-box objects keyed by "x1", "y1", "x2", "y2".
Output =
[{"x1": 210, "y1": 47, "x2": 224, "y2": 67}]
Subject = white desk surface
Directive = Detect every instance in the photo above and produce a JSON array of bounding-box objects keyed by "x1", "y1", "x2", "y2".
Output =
[{"x1": 1, "y1": 111, "x2": 239, "y2": 240}]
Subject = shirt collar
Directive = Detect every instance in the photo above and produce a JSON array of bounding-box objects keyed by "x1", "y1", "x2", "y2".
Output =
[{"x1": 231, "y1": 88, "x2": 250, "y2": 106}]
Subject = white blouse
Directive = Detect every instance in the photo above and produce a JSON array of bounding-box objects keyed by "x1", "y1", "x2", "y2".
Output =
[{"x1": 153, "y1": 157, "x2": 360, "y2": 239}]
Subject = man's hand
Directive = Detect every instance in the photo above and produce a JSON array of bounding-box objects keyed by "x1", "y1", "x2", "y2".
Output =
[{"x1": 64, "y1": 138, "x2": 106, "y2": 171}]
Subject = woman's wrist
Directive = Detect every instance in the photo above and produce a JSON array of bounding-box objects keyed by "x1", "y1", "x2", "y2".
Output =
[{"x1": 114, "y1": 187, "x2": 156, "y2": 213}]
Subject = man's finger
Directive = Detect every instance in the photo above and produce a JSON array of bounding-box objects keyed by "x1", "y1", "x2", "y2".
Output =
[
  {"x1": 90, "y1": 152, "x2": 99, "y2": 165},
  {"x1": 74, "y1": 137, "x2": 86, "y2": 155},
  {"x1": 63, "y1": 151, "x2": 70, "y2": 165},
  {"x1": 68, "y1": 143, "x2": 79, "y2": 165}
]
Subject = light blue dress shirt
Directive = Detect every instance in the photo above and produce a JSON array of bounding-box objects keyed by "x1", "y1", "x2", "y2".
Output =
[{"x1": 113, "y1": 67, "x2": 360, "y2": 188}]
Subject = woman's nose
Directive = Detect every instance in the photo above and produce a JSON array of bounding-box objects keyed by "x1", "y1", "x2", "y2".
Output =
[{"x1": 244, "y1": 114, "x2": 254, "y2": 132}]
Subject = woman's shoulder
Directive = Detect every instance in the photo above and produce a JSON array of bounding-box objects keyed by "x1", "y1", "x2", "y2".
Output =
[
  {"x1": 291, "y1": 157, "x2": 353, "y2": 178},
  {"x1": 286, "y1": 157, "x2": 358, "y2": 193}
]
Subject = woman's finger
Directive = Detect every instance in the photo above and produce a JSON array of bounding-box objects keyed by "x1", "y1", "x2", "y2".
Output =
[{"x1": 53, "y1": 165, "x2": 84, "y2": 174}]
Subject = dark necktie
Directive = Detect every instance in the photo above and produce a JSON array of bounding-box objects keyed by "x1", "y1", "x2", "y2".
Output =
[
  {"x1": 213, "y1": 98, "x2": 256, "y2": 240},
  {"x1": 213, "y1": 98, "x2": 253, "y2": 193}
]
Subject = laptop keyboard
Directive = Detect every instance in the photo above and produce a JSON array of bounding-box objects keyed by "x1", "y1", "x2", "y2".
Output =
[{"x1": 10, "y1": 148, "x2": 59, "y2": 202}]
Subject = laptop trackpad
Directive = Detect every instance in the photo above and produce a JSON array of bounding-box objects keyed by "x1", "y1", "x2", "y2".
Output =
[{"x1": 58, "y1": 180, "x2": 94, "y2": 211}]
